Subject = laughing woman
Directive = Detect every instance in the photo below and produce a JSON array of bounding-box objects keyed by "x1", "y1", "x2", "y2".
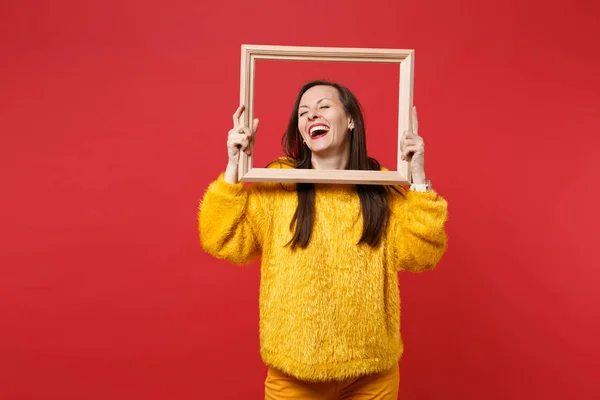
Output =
[{"x1": 198, "y1": 80, "x2": 448, "y2": 400}]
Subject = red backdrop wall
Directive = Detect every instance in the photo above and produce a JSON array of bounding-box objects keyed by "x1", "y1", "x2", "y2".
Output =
[{"x1": 1, "y1": 0, "x2": 599, "y2": 399}]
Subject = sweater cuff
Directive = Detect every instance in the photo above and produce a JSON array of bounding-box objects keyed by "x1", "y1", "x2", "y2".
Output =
[
  {"x1": 406, "y1": 188, "x2": 439, "y2": 199},
  {"x1": 405, "y1": 189, "x2": 445, "y2": 208},
  {"x1": 211, "y1": 173, "x2": 246, "y2": 197}
]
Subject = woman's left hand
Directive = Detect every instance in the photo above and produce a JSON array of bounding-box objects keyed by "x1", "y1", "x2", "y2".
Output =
[{"x1": 400, "y1": 106, "x2": 426, "y2": 184}]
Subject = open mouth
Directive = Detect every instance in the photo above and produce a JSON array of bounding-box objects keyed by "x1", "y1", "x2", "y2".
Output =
[{"x1": 309, "y1": 124, "x2": 330, "y2": 139}]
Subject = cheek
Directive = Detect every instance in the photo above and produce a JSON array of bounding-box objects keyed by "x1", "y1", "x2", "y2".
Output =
[
  {"x1": 298, "y1": 119, "x2": 306, "y2": 134},
  {"x1": 333, "y1": 114, "x2": 348, "y2": 133}
]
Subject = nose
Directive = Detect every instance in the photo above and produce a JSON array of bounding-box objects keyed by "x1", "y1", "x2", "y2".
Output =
[{"x1": 307, "y1": 109, "x2": 320, "y2": 120}]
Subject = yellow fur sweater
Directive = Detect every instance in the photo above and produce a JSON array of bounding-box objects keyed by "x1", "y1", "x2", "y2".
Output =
[{"x1": 198, "y1": 162, "x2": 448, "y2": 382}]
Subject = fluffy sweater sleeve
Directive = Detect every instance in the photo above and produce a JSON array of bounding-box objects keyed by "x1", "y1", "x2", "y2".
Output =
[
  {"x1": 197, "y1": 173, "x2": 266, "y2": 266},
  {"x1": 388, "y1": 188, "x2": 449, "y2": 272}
]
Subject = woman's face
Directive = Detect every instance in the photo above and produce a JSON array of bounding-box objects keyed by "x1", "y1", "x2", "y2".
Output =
[{"x1": 297, "y1": 85, "x2": 354, "y2": 156}]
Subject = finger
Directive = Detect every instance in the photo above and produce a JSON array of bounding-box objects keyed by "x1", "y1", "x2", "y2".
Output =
[
  {"x1": 229, "y1": 128, "x2": 250, "y2": 141},
  {"x1": 401, "y1": 145, "x2": 411, "y2": 161},
  {"x1": 403, "y1": 137, "x2": 422, "y2": 147},
  {"x1": 228, "y1": 129, "x2": 249, "y2": 143},
  {"x1": 228, "y1": 137, "x2": 249, "y2": 150},
  {"x1": 400, "y1": 130, "x2": 410, "y2": 149},
  {"x1": 252, "y1": 118, "x2": 259, "y2": 134},
  {"x1": 403, "y1": 132, "x2": 418, "y2": 143},
  {"x1": 229, "y1": 129, "x2": 251, "y2": 146},
  {"x1": 402, "y1": 144, "x2": 422, "y2": 158},
  {"x1": 404, "y1": 143, "x2": 423, "y2": 153},
  {"x1": 241, "y1": 127, "x2": 253, "y2": 143},
  {"x1": 232, "y1": 104, "x2": 245, "y2": 127},
  {"x1": 228, "y1": 128, "x2": 245, "y2": 139},
  {"x1": 401, "y1": 133, "x2": 419, "y2": 151},
  {"x1": 244, "y1": 130, "x2": 254, "y2": 155},
  {"x1": 411, "y1": 106, "x2": 419, "y2": 136},
  {"x1": 401, "y1": 150, "x2": 413, "y2": 161}
]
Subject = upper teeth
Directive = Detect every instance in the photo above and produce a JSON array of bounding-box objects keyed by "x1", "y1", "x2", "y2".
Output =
[{"x1": 310, "y1": 125, "x2": 329, "y2": 135}]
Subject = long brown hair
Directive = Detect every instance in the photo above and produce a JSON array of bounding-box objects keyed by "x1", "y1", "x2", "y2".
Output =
[{"x1": 276, "y1": 80, "x2": 395, "y2": 249}]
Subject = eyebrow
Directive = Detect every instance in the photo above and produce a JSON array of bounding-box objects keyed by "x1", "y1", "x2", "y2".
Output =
[{"x1": 299, "y1": 98, "x2": 330, "y2": 109}]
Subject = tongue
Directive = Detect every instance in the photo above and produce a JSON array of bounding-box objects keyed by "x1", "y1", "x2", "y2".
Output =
[{"x1": 312, "y1": 130, "x2": 328, "y2": 139}]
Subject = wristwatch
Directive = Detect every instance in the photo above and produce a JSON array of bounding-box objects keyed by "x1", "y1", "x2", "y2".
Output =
[{"x1": 409, "y1": 179, "x2": 431, "y2": 192}]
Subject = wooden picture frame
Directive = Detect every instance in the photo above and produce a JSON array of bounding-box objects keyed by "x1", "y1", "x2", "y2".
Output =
[{"x1": 238, "y1": 44, "x2": 415, "y2": 185}]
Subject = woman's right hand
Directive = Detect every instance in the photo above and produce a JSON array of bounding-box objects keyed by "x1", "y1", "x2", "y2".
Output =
[{"x1": 228, "y1": 104, "x2": 259, "y2": 165}]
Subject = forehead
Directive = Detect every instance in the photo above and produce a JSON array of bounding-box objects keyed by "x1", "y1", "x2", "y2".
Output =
[{"x1": 299, "y1": 85, "x2": 340, "y2": 105}]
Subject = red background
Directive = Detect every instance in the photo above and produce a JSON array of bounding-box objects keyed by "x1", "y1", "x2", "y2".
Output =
[{"x1": 1, "y1": 0, "x2": 599, "y2": 399}]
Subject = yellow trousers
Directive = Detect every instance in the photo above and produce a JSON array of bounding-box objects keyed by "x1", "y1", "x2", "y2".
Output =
[{"x1": 264, "y1": 364, "x2": 399, "y2": 399}]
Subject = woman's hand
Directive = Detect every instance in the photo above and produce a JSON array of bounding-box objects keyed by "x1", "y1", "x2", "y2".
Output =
[
  {"x1": 400, "y1": 106, "x2": 426, "y2": 184},
  {"x1": 224, "y1": 105, "x2": 259, "y2": 184},
  {"x1": 227, "y1": 104, "x2": 259, "y2": 165}
]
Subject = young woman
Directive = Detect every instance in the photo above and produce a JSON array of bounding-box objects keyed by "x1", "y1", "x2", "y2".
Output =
[{"x1": 198, "y1": 80, "x2": 448, "y2": 399}]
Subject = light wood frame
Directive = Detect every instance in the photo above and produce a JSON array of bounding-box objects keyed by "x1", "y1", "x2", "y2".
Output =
[{"x1": 238, "y1": 44, "x2": 415, "y2": 185}]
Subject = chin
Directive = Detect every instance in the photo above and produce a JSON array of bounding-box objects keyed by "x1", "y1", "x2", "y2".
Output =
[
  {"x1": 309, "y1": 144, "x2": 332, "y2": 154},
  {"x1": 308, "y1": 137, "x2": 335, "y2": 153}
]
